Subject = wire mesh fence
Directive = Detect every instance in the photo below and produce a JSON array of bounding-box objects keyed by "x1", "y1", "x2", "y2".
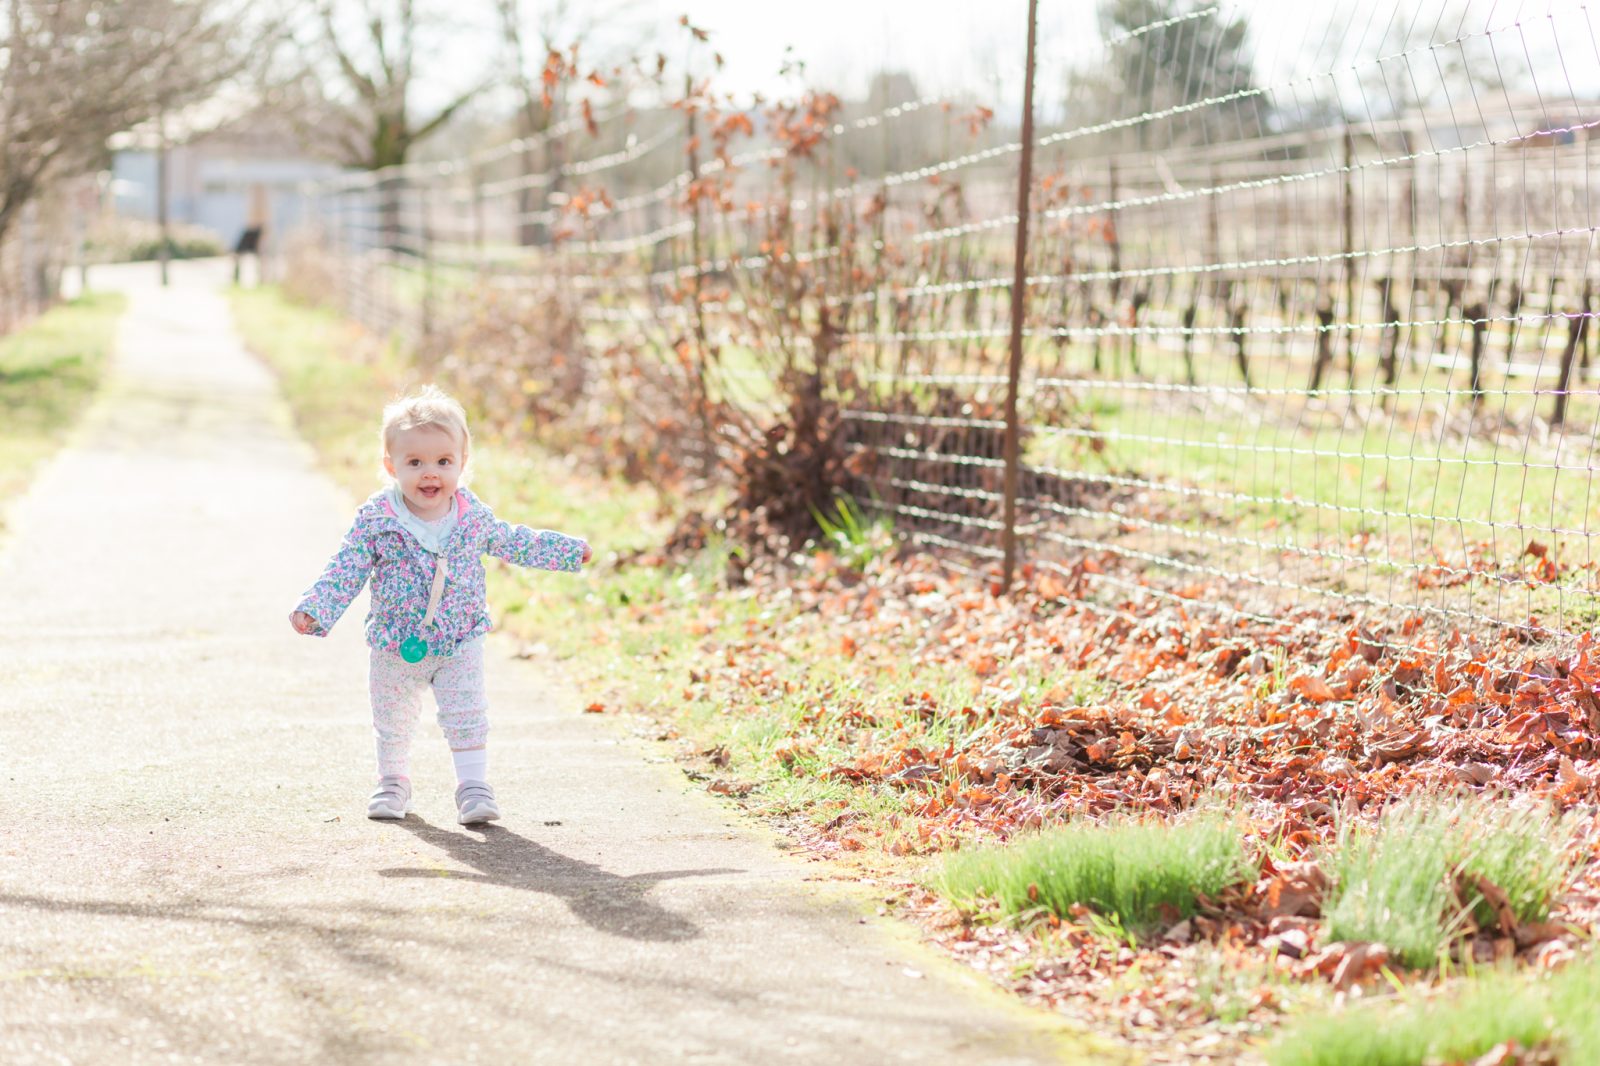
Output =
[{"x1": 286, "y1": 0, "x2": 1600, "y2": 646}]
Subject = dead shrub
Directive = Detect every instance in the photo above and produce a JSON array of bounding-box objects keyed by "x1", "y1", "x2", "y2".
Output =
[
  {"x1": 716, "y1": 368, "x2": 857, "y2": 550},
  {"x1": 420, "y1": 277, "x2": 698, "y2": 483}
]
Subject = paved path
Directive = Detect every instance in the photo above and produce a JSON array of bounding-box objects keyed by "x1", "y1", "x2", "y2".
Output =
[{"x1": 0, "y1": 262, "x2": 1086, "y2": 1065}]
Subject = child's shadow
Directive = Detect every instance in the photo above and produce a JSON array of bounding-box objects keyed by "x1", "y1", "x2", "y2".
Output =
[{"x1": 379, "y1": 819, "x2": 740, "y2": 942}]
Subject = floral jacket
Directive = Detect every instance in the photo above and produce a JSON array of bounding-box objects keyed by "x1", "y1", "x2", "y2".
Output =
[{"x1": 294, "y1": 488, "x2": 587, "y2": 657}]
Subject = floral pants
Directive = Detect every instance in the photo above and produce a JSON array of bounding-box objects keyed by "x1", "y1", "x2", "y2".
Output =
[{"x1": 368, "y1": 637, "x2": 488, "y2": 777}]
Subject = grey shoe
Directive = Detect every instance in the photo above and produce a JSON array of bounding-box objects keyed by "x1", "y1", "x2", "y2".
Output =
[
  {"x1": 367, "y1": 775, "x2": 413, "y2": 820},
  {"x1": 455, "y1": 781, "x2": 500, "y2": 825}
]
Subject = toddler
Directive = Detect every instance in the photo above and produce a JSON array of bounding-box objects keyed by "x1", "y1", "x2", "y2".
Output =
[{"x1": 289, "y1": 386, "x2": 590, "y2": 824}]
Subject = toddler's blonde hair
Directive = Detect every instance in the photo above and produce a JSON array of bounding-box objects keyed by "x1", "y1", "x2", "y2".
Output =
[{"x1": 380, "y1": 385, "x2": 472, "y2": 466}]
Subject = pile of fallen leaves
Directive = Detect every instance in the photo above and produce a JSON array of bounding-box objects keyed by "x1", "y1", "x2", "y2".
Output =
[
  {"x1": 598, "y1": 537, "x2": 1600, "y2": 1060},
  {"x1": 688, "y1": 544, "x2": 1600, "y2": 825}
]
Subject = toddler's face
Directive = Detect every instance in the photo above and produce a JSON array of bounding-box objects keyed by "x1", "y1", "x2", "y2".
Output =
[{"x1": 384, "y1": 424, "x2": 464, "y2": 518}]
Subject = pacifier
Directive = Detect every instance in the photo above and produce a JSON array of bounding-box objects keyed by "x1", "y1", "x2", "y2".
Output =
[{"x1": 401, "y1": 556, "x2": 450, "y2": 664}]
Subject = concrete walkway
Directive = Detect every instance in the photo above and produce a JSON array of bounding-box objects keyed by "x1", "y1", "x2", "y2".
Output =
[{"x1": 0, "y1": 261, "x2": 1082, "y2": 1065}]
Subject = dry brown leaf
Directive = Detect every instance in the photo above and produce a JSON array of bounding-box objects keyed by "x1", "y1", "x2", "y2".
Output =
[
  {"x1": 1330, "y1": 942, "x2": 1390, "y2": 990},
  {"x1": 1288, "y1": 674, "x2": 1339, "y2": 702}
]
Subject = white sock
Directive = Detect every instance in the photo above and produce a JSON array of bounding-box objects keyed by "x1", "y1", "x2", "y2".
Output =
[{"x1": 451, "y1": 747, "x2": 488, "y2": 785}]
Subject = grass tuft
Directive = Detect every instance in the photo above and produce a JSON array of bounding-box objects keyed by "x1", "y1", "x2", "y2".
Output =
[
  {"x1": 1324, "y1": 800, "x2": 1464, "y2": 968},
  {"x1": 935, "y1": 807, "x2": 1256, "y2": 934},
  {"x1": 809, "y1": 493, "x2": 895, "y2": 572},
  {"x1": 1324, "y1": 793, "x2": 1579, "y2": 969},
  {"x1": 1455, "y1": 797, "x2": 1581, "y2": 929}
]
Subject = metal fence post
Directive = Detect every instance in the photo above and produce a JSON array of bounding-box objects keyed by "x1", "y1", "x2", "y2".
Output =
[
  {"x1": 420, "y1": 179, "x2": 434, "y2": 346},
  {"x1": 1000, "y1": 0, "x2": 1039, "y2": 592}
]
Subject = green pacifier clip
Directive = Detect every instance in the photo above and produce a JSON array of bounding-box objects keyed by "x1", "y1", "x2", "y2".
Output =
[{"x1": 400, "y1": 555, "x2": 450, "y2": 663}]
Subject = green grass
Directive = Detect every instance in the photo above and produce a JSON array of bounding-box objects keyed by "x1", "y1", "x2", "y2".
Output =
[
  {"x1": 810, "y1": 493, "x2": 896, "y2": 571},
  {"x1": 1041, "y1": 394, "x2": 1593, "y2": 544},
  {"x1": 1267, "y1": 954, "x2": 1600, "y2": 1066},
  {"x1": 1453, "y1": 798, "x2": 1583, "y2": 929},
  {"x1": 818, "y1": 321, "x2": 1600, "y2": 628},
  {"x1": 0, "y1": 292, "x2": 126, "y2": 530},
  {"x1": 1324, "y1": 794, "x2": 1579, "y2": 969},
  {"x1": 1023, "y1": 363, "x2": 1600, "y2": 631},
  {"x1": 934, "y1": 808, "x2": 1257, "y2": 934},
  {"x1": 1324, "y1": 801, "x2": 1466, "y2": 968}
]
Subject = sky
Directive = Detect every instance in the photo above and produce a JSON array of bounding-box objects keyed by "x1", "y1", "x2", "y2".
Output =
[
  {"x1": 410, "y1": 0, "x2": 1065, "y2": 116},
  {"x1": 644, "y1": 1, "x2": 1594, "y2": 105},
  {"x1": 563, "y1": 1, "x2": 1434, "y2": 104},
  {"x1": 625, "y1": 0, "x2": 1066, "y2": 101},
  {"x1": 563, "y1": 0, "x2": 1123, "y2": 115},
  {"x1": 417, "y1": 1, "x2": 1596, "y2": 124}
]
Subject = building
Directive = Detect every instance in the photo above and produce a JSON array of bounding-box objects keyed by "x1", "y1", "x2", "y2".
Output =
[{"x1": 111, "y1": 109, "x2": 347, "y2": 251}]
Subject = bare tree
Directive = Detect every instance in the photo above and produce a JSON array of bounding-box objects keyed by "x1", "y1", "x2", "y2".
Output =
[
  {"x1": 282, "y1": 0, "x2": 492, "y2": 172},
  {"x1": 0, "y1": 0, "x2": 255, "y2": 249},
  {"x1": 1096, "y1": 0, "x2": 1266, "y2": 149}
]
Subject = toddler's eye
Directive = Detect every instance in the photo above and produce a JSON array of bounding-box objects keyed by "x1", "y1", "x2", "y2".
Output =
[
  {"x1": 407, "y1": 459, "x2": 421, "y2": 467},
  {"x1": 439, "y1": 458, "x2": 453, "y2": 467}
]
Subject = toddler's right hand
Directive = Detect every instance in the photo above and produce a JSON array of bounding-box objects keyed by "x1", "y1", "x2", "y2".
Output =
[{"x1": 290, "y1": 611, "x2": 320, "y2": 635}]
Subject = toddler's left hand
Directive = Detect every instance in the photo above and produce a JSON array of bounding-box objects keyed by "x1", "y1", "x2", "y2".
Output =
[{"x1": 581, "y1": 543, "x2": 593, "y2": 565}]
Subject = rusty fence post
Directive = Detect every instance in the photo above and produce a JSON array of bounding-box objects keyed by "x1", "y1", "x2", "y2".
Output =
[{"x1": 1000, "y1": 0, "x2": 1039, "y2": 592}]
